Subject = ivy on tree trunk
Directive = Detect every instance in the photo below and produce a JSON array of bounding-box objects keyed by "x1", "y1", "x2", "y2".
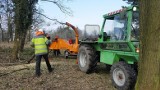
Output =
[{"x1": 12, "y1": 0, "x2": 38, "y2": 59}]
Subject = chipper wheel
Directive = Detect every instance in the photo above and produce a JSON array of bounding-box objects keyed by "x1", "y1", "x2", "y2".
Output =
[
  {"x1": 64, "y1": 50, "x2": 69, "y2": 59},
  {"x1": 110, "y1": 61, "x2": 137, "y2": 90},
  {"x1": 77, "y1": 44, "x2": 97, "y2": 74}
]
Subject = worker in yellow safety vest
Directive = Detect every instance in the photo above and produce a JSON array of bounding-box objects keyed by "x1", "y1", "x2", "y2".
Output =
[{"x1": 31, "y1": 29, "x2": 53, "y2": 77}]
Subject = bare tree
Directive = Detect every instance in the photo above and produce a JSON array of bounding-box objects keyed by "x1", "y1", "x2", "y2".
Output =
[
  {"x1": 27, "y1": 8, "x2": 45, "y2": 42},
  {"x1": 5, "y1": 0, "x2": 14, "y2": 42},
  {"x1": 12, "y1": 0, "x2": 72, "y2": 59},
  {"x1": 0, "y1": 0, "x2": 14, "y2": 42},
  {"x1": 12, "y1": 0, "x2": 38, "y2": 59},
  {"x1": 0, "y1": 0, "x2": 6, "y2": 42}
]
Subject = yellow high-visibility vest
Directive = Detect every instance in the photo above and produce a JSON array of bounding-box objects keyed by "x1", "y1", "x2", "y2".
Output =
[{"x1": 31, "y1": 35, "x2": 49, "y2": 55}]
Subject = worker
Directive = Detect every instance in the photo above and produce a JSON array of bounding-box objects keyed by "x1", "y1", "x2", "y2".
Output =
[
  {"x1": 45, "y1": 33, "x2": 52, "y2": 45},
  {"x1": 27, "y1": 33, "x2": 51, "y2": 64},
  {"x1": 53, "y1": 36, "x2": 61, "y2": 56},
  {"x1": 31, "y1": 29, "x2": 53, "y2": 77}
]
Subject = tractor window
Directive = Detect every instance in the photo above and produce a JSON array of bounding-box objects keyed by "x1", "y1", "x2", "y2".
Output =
[
  {"x1": 104, "y1": 20, "x2": 114, "y2": 36},
  {"x1": 110, "y1": 15, "x2": 127, "y2": 41},
  {"x1": 103, "y1": 15, "x2": 127, "y2": 41},
  {"x1": 131, "y1": 11, "x2": 139, "y2": 41},
  {"x1": 111, "y1": 15, "x2": 126, "y2": 40}
]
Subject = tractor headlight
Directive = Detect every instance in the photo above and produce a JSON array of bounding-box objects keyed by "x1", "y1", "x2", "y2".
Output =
[
  {"x1": 136, "y1": 48, "x2": 139, "y2": 53},
  {"x1": 133, "y1": 7, "x2": 137, "y2": 11}
]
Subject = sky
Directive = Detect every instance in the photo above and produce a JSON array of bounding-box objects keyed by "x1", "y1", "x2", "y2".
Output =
[{"x1": 38, "y1": 0, "x2": 129, "y2": 30}]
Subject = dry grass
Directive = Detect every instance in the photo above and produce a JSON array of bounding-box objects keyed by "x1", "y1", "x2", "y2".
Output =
[
  {"x1": 0, "y1": 42, "x2": 115, "y2": 90},
  {"x1": 0, "y1": 42, "x2": 34, "y2": 64},
  {"x1": 0, "y1": 42, "x2": 14, "y2": 49},
  {"x1": 0, "y1": 41, "x2": 31, "y2": 48},
  {"x1": 0, "y1": 58, "x2": 115, "y2": 90}
]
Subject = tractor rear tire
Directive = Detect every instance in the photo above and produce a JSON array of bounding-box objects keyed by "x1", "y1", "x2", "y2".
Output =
[
  {"x1": 110, "y1": 61, "x2": 137, "y2": 90},
  {"x1": 77, "y1": 44, "x2": 97, "y2": 74}
]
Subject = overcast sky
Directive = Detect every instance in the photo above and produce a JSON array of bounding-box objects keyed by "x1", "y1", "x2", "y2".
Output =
[{"x1": 38, "y1": 0, "x2": 129, "y2": 30}]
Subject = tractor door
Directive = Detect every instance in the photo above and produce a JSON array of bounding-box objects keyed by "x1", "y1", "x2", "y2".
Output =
[{"x1": 106, "y1": 15, "x2": 127, "y2": 41}]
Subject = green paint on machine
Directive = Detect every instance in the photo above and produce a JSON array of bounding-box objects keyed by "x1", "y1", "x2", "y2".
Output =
[{"x1": 78, "y1": 5, "x2": 139, "y2": 90}]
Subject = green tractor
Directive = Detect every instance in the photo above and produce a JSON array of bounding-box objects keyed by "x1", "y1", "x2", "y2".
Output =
[{"x1": 78, "y1": 6, "x2": 139, "y2": 90}]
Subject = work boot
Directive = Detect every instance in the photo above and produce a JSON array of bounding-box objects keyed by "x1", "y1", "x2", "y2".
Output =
[
  {"x1": 49, "y1": 68, "x2": 54, "y2": 73},
  {"x1": 34, "y1": 72, "x2": 41, "y2": 77}
]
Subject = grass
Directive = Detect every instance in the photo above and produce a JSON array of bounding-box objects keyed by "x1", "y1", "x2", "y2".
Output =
[
  {"x1": 0, "y1": 59, "x2": 116, "y2": 90},
  {"x1": 0, "y1": 42, "x2": 116, "y2": 90}
]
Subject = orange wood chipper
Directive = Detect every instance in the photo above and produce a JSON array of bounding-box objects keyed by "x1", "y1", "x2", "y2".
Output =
[{"x1": 49, "y1": 22, "x2": 79, "y2": 59}]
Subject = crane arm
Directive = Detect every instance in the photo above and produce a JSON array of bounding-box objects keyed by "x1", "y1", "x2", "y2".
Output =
[{"x1": 66, "y1": 22, "x2": 79, "y2": 37}]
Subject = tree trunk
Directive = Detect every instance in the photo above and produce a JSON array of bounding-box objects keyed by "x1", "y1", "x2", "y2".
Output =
[
  {"x1": 0, "y1": 15, "x2": 4, "y2": 42},
  {"x1": 12, "y1": 0, "x2": 38, "y2": 59},
  {"x1": 7, "y1": 14, "x2": 12, "y2": 42},
  {"x1": 20, "y1": 30, "x2": 27, "y2": 52},
  {"x1": 12, "y1": 27, "x2": 20, "y2": 59},
  {"x1": 12, "y1": 38, "x2": 19, "y2": 59},
  {"x1": 27, "y1": 26, "x2": 32, "y2": 42},
  {"x1": 1, "y1": 29, "x2": 4, "y2": 42},
  {"x1": 136, "y1": 0, "x2": 160, "y2": 90}
]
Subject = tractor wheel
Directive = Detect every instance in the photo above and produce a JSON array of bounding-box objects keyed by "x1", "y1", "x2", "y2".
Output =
[
  {"x1": 64, "y1": 50, "x2": 69, "y2": 59},
  {"x1": 110, "y1": 61, "x2": 137, "y2": 90},
  {"x1": 77, "y1": 44, "x2": 97, "y2": 74}
]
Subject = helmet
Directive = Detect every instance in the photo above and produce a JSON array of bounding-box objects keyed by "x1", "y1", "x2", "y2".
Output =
[
  {"x1": 38, "y1": 29, "x2": 43, "y2": 32},
  {"x1": 36, "y1": 29, "x2": 44, "y2": 36}
]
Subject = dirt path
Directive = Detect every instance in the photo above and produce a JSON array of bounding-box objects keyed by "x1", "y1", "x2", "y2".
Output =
[{"x1": 0, "y1": 58, "x2": 115, "y2": 90}]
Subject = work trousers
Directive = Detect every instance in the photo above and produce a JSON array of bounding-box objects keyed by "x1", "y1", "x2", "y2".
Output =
[{"x1": 35, "y1": 54, "x2": 52, "y2": 75}]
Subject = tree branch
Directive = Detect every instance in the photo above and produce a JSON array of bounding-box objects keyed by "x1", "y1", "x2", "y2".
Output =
[
  {"x1": 35, "y1": 10, "x2": 65, "y2": 25},
  {"x1": 41, "y1": 0, "x2": 72, "y2": 16},
  {"x1": 41, "y1": 0, "x2": 73, "y2": 16}
]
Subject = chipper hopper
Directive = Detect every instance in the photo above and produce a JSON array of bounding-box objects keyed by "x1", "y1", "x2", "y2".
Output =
[{"x1": 49, "y1": 22, "x2": 79, "y2": 59}]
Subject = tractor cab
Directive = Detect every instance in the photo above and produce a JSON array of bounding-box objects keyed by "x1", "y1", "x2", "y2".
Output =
[
  {"x1": 98, "y1": 6, "x2": 139, "y2": 52},
  {"x1": 100, "y1": 6, "x2": 139, "y2": 41},
  {"x1": 102, "y1": 9, "x2": 128, "y2": 41}
]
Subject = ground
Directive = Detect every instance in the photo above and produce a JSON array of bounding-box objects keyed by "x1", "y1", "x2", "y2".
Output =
[{"x1": 0, "y1": 43, "x2": 115, "y2": 90}]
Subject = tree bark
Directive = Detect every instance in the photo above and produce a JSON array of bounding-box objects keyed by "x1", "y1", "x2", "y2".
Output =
[
  {"x1": 0, "y1": 25, "x2": 4, "y2": 42},
  {"x1": 12, "y1": 18, "x2": 20, "y2": 59},
  {"x1": 20, "y1": 30, "x2": 27, "y2": 52},
  {"x1": 0, "y1": 15, "x2": 4, "y2": 42},
  {"x1": 12, "y1": 0, "x2": 38, "y2": 59},
  {"x1": 136, "y1": 0, "x2": 160, "y2": 90},
  {"x1": 7, "y1": 14, "x2": 13, "y2": 42}
]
